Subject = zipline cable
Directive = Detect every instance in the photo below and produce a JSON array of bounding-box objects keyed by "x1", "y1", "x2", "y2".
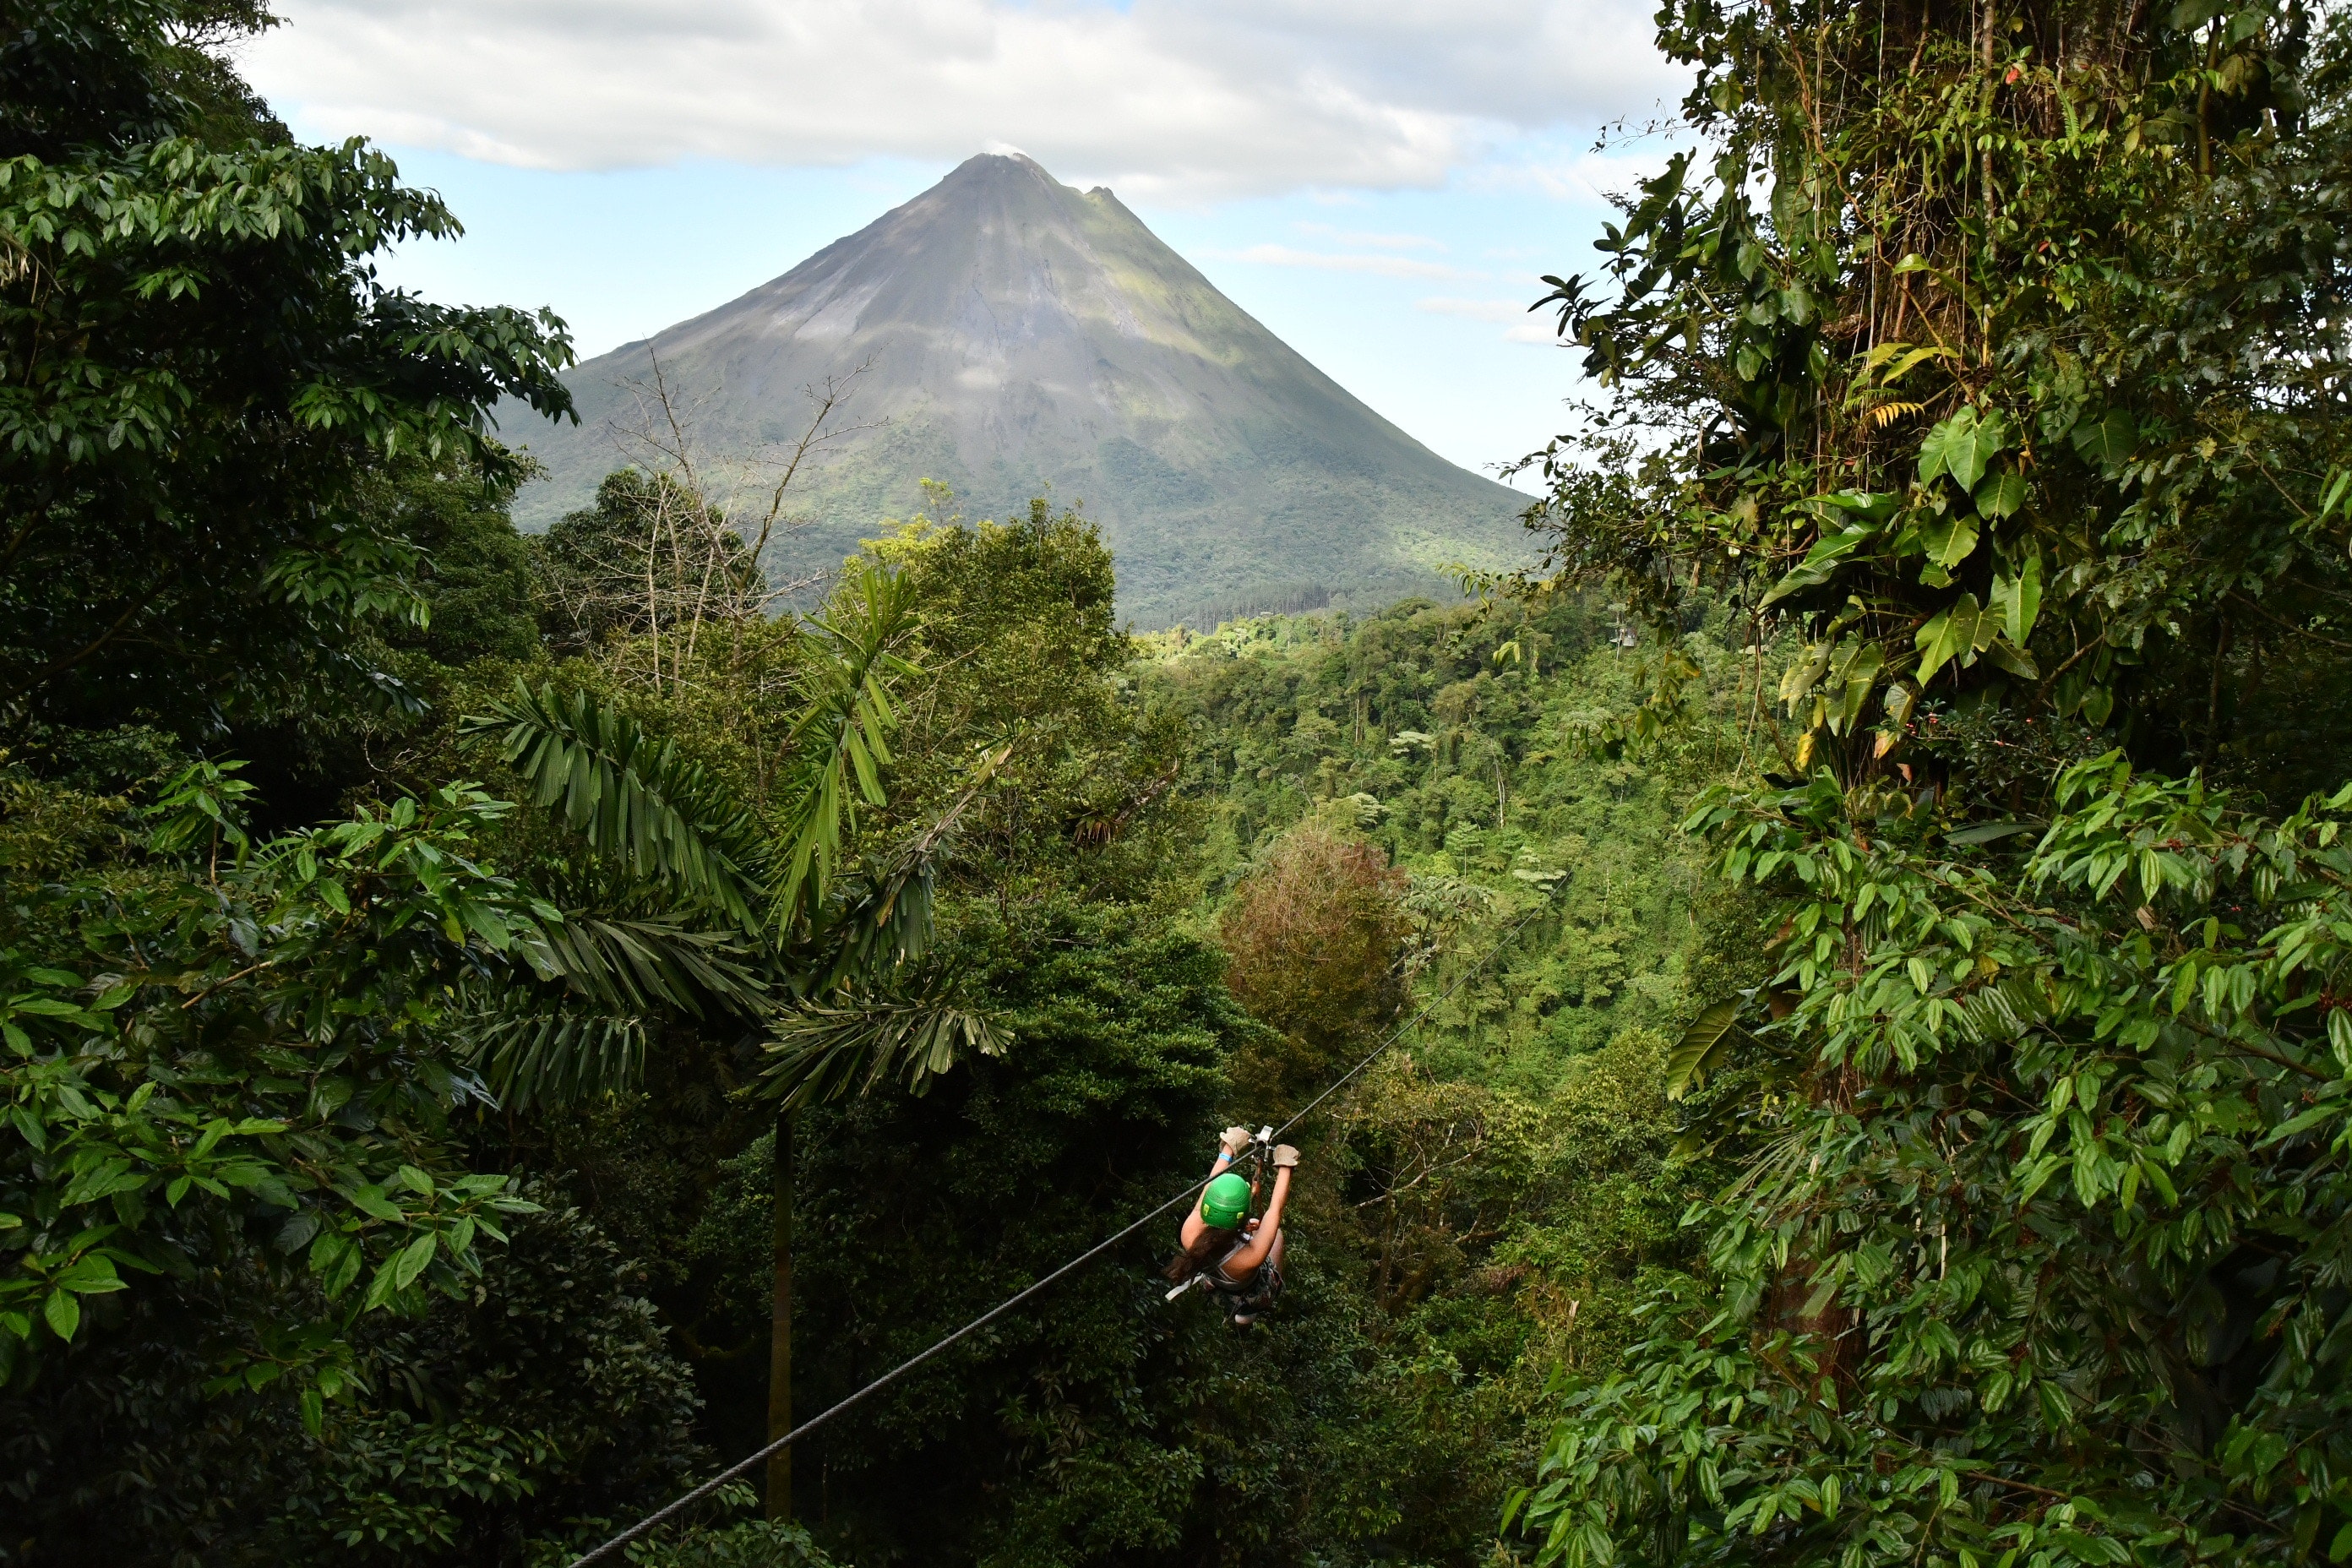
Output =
[{"x1": 568, "y1": 892, "x2": 1555, "y2": 1568}]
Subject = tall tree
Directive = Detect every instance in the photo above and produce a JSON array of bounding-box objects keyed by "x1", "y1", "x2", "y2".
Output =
[
  {"x1": 1508, "y1": 0, "x2": 2352, "y2": 1565},
  {"x1": 2, "y1": 3, "x2": 596, "y2": 1544},
  {"x1": 1518, "y1": 0, "x2": 2352, "y2": 790},
  {"x1": 0, "y1": 0, "x2": 574, "y2": 734},
  {"x1": 470, "y1": 557, "x2": 1004, "y2": 1522}
]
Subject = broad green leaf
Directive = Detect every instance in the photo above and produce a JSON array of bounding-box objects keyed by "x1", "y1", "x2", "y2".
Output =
[
  {"x1": 348, "y1": 1184, "x2": 402, "y2": 1222},
  {"x1": 1778, "y1": 641, "x2": 1835, "y2": 710},
  {"x1": 1919, "y1": 406, "x2": 2011, "y2": 492},
  {"x1": 391, "y1": 1229, "x2": 438, "y2": 1290},
  {"x1": 44, "y1": 1289, "x2": 80, "y2": 1342},
  {"x1": 324, "y1": 1239, "x2": 362, "y2": 1299},
  {"x1": 2071, "y1": 408, "x2": 2137, "y2": 468},
  {"x1": 1915, "y1": 594, "x2": 1984, "y2": 684},
  {"x1": 2319, "y1": 466, "x2": 2352, "y2": 524},
  {"x1": 1986, "y1": 638, "x2": 2040, "y2": 680},
  {"x1": 1992, "y1": 554, "x2": 2043, "y2": 646},
  {"x1": 1666, "y1": 1000, "x2": 1742, "y2": 1100},
  {"x1": 1947, "y1": 820, "x2": 2038, "y2": 846},
  {"x1": 1827, "y1": 642, "x2": 1885, "y2": 735},
  {"x1": 1919, "y1": 512, "x2": 1979, "y2": 569},
  {"x1": 1761, "y1": 525, "x2": 1876, "y2": 606},
  {"x1": 1834, "y1": 671, "x2": 1877, "y2": 735},
  {"x1": 1803, "y1": 489, "x2": 1902, "y2": 525},
  {"x1": 362, "y1": 1260, "x2": 401, "y2": 1312},
  {"x1": 14, "y1": 997, "x2": 103, "y2": 1025},
  {"x1": 1974, "y1": 471, "x2": 2028, "y2": 519},
  {"x1": 54, "y1": 1252, "x2": 118, "y2": 1294}
]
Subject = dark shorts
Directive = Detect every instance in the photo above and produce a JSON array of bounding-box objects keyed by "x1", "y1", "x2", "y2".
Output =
[{"x1": 1218, "y1": 1262, "x2": 1282, "y2": 1323}]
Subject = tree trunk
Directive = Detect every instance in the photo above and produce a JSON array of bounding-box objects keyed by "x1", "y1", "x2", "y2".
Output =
[{"x1": 765, "y1": 1110, "x2": 793, "y2": 1522}]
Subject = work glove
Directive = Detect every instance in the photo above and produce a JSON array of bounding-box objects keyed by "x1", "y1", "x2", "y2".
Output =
[
  {"x1": 1220, "y1": 1125, "x2": 1254, "y2": 1157},
  {"x1": 1271, "y1": 1144, "x2": 1300, "y2": 1168}
]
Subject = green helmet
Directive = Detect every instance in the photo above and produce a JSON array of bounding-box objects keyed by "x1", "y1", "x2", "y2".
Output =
[{"x1": 1200, "y1": 1172, "x2": 1251, "y2": 1229}]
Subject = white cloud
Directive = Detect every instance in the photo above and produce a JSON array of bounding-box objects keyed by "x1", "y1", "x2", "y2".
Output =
[
  {"x1": 245, "y1": 0, "x2": 1682, "y2": 202},
  {"x1": 1416, "y1": 296, "x2": 1523, "y2": 321},
  {"x1": 1294, "y1": 220, "x2": 1444, "y2": 252},
  {"x1": 1483, "y1": 139, "x2": 1691, "y2": 204},
  {"x1": 1212, "y1": 244, "x2": 1469, "y2": 280},
  {"x1": 1417, "y1": 295, "x2": 1562, "y2": 345}
]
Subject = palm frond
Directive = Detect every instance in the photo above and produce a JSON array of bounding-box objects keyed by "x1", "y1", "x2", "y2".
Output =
[
  {"x1": 463, "y1": 1005, "x2": 651, "y2": 1111},
  {"x1": 770, "y1": 559, "x2": 923, "y2": 928},
  {"x1": 516, "y1": 911, "x2": 770, "y2": 1019},
  {"x1": 807, "y1": 858, "x2": 937, "y2": 994},
  {"x1": 798, "y1": 748, "x2": 1011, "y2": 994},
  {"x1": 463, "y1": 682, "x2": 768, "y2": 933},
  {"x1": 760, "y1": 972, "x2": 1009, "y2": 1115},
  {"x1": 464, "y1": 910, "x2": 770, "y2": 1108}
]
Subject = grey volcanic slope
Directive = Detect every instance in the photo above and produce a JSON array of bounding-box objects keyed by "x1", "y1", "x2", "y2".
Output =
[{"x1": 503, "y1": 153, "x2": 1530, "y2": 628}]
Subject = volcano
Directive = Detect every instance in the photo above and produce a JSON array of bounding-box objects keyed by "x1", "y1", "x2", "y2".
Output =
[{"x1": 505, "y1": 153, "x2": 1530, "y2": 627}]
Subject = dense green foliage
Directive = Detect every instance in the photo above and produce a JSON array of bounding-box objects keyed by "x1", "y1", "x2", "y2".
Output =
[
  {"x1": 1130, "y1": 595, "x2": 1767, "y2": 1557},
  {"x1": 5, "y1": 407, "x2": 1731, "y2": 1566},
  {"x1": 1522, "y1": 0, "x2": 2352, "y2": 789},
  {"x1": 1505, "y1": 0, "x2": 2352, "y2": 1564},
  {"x1": 37, "y1": 0, "x2": 2352, "y2": 1564},
  {"x1": 0, "y1": 0, "x2": 573, "y2": 733},
  {"x1": 493, "y1": 511, "x2": 1725, "y2": 1565},
  {"x1": 0, "y1": 18, "x2": 1710, "y2": 1564}
]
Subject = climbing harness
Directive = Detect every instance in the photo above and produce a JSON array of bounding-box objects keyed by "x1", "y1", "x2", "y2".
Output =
[
  {"x1": 1205, "y1": 1233, "x2": 1283, "y2": 1328},
  {"x1": 568, "y1": 898, "x2": 1554, "y2": 1568},
  {"x1": 1166, "y1": 1233, "x2": 1282, "y2": 1326}
]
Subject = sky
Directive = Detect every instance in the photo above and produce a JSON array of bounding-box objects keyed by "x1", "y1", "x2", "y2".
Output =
[{"x1": 240, "y1": 0, "x2": 1690, "y2": 491}]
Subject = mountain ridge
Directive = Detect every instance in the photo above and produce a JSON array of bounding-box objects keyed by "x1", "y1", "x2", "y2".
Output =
[{"x1": 504, "y1": 153, "x2": 1532, "y2": 626}]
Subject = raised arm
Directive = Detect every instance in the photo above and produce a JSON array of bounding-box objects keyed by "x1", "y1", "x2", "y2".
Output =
[
  {"x1": 1179, "y1": 1125, "x2": 1255, "y2": 1248},
  {"x1": 1222, "y1": 1146, "x2": 1297, "y2": 1275}
]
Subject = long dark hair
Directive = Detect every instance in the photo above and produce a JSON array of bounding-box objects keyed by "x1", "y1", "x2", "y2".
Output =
[{"x1": 1162, "y1": 1223, "x2": 1239, "y2": 1282}]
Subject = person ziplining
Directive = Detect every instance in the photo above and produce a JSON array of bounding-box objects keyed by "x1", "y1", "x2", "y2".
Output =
[{"x1": 1163, "y1": 1125, "x2": 1298, "y2": 1327}]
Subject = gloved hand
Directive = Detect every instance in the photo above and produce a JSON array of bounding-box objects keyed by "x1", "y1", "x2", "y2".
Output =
[
  {"x1": 1271, "y1": 1144, "x2": 1300, "y2": 1168},
  {"x1": 1220, "y1": 1125, "x2": 1254, "y2": 1157}
]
